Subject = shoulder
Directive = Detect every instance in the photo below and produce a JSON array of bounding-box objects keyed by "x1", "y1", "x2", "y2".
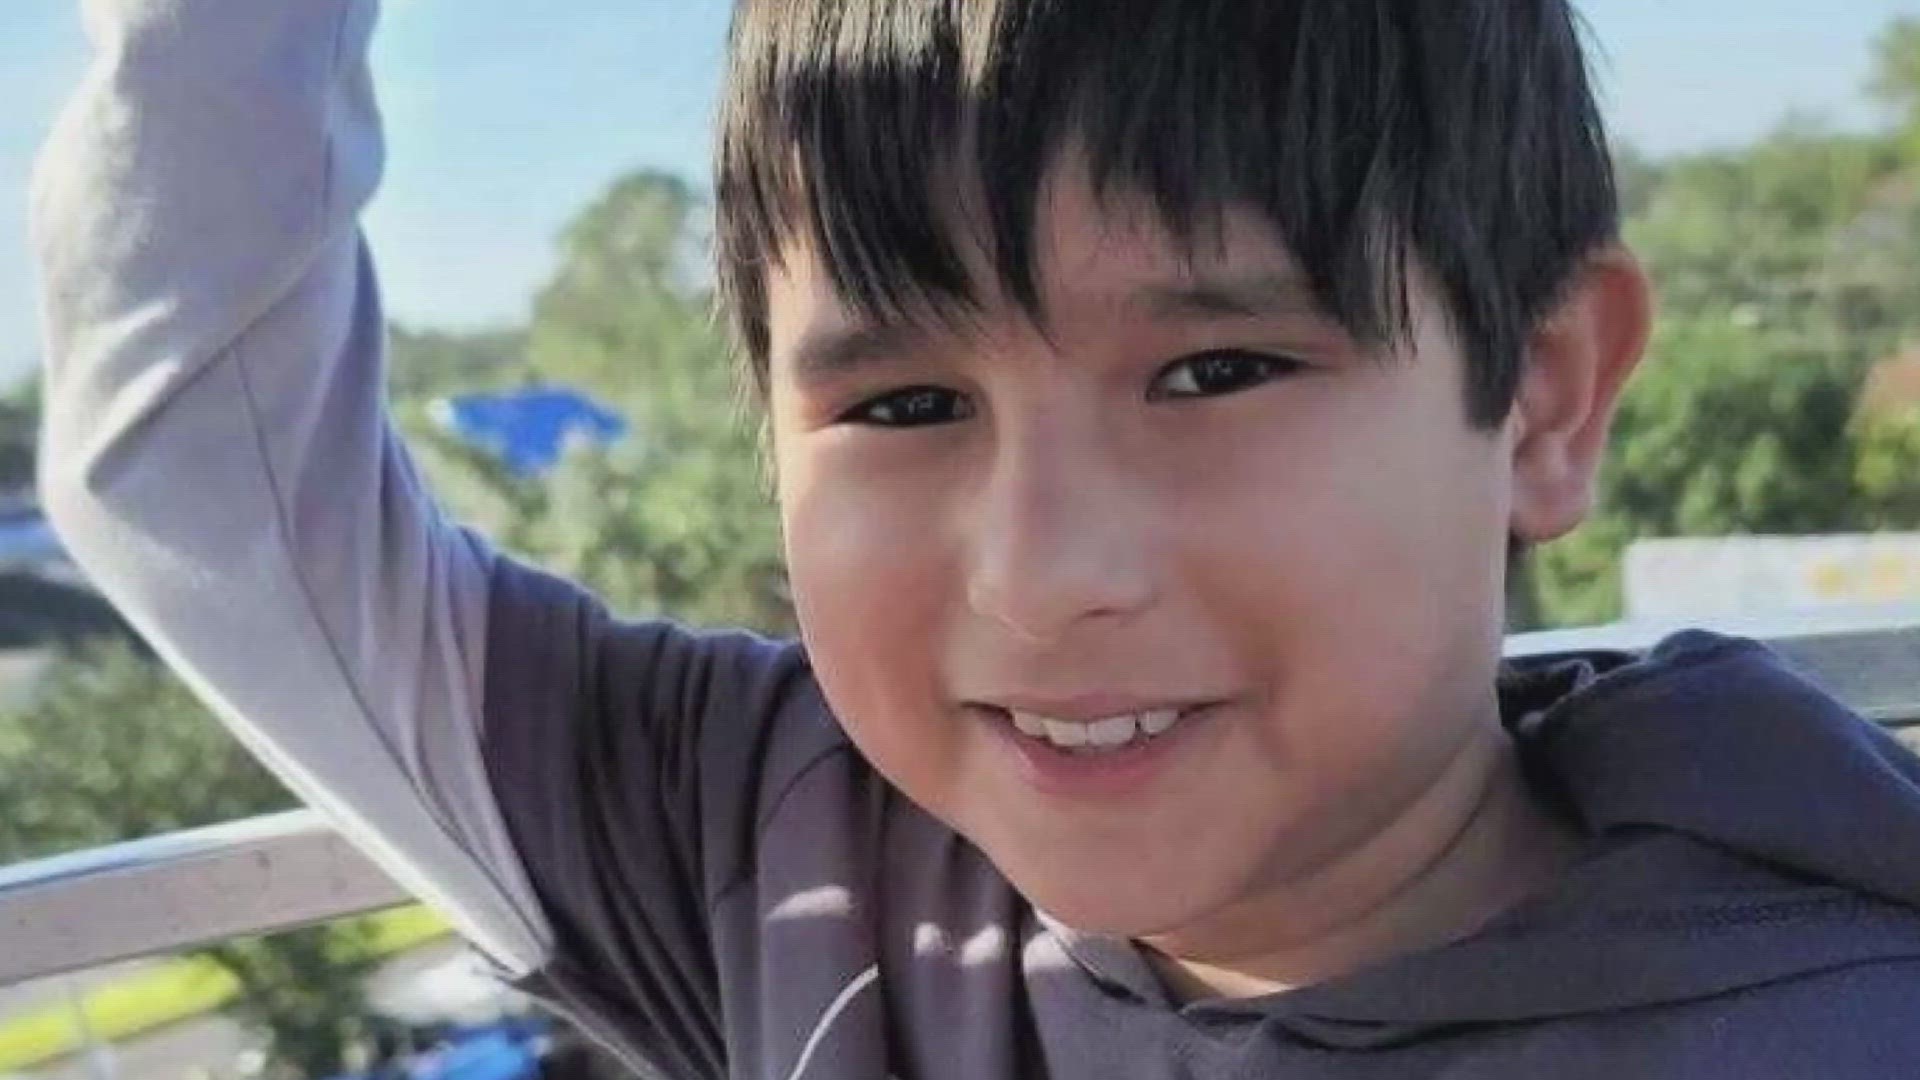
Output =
[
  {"x1": 1600, "y1": 948, "x2": 1920, "y2": 1077},
  {"x1": 478, "y1": 552, "x2": 854, "y2": 896}
]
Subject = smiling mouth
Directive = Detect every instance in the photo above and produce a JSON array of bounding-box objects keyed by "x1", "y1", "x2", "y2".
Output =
[{"x1": 983, "y1": 703, "x2": 1213, "y2": 754}]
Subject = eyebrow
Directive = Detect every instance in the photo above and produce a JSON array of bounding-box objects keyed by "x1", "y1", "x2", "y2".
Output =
[
  {"x1": 1135, "y1": 273, "x2": 1325, "y2": 323},
  {"x1": 786, "y1": 272, "x2": 1327, "y2": 387},
  {"x1": 788, "y1": 321, "x2": 935, "y2": 390}
]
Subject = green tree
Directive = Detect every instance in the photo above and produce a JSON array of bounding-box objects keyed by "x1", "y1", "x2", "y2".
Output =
[
  {"x1": 1525, "y1": 29, "x2": 1920, "y2": 627},
  {"x1": 406, "y1": 170, "x2": 790, "y2": 633},
  {"x1": 1872, "y1": 17, "x2": 1920, "y2": 140},
  {"x1": 1533, "y1": 311, "x2": 1867, "y2": 625},
  {"x1": 0, "y1": 640, "x2": 386, "y2": 1080},
  {"x1": 1613, "y1": 144, "x2": 1665, "y2": 222},
  {"x1": 203, "y1": 928, "x2": 384, "y2": 1080},
  {"x1": 528, "y1": 172, "x2": 733, "y2": 422},
  {"x1": 0, "y1": 639, "x2": 294, "y2": 857},
  {"x1": 1626, "y1": 125, "x2": 1905, "y2": 350},
  {"x1": 1855, "y1": 409, "x2": 1920, "y2": 529},
  {"x1": 387, "y1": 324, "x2": 529, "y2": 398}
]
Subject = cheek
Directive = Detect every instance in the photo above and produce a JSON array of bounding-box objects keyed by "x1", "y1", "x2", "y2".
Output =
[
  {"x1": 1182, "y1": 385, "x2": 1509, "y2": 757},
  {"x1": 1174, "y1": 387, "x2": 1497, "y2": 614},
  {"x1": 777, "y1": 437, "x2": 969, "y2": 789}
]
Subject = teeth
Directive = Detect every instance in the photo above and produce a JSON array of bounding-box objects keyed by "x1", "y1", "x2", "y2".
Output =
[
  {"x1": 1139, "y1": 708, "x2": 1180, "y2": 735},
  {"x1": 1009, "y1": 708, "x2": 1189, "y2": 751},
  {"x1": 1041, "y1": 718, "x2": 1089, "y2": 748},
  {"x1": 1086, "y1": 715, "x2": 1138, "y2": 748}
]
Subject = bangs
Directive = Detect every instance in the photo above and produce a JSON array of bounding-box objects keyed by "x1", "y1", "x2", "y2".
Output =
[
  {"x1": 715, "y1": 0, "x2": 1618, "y2": 426},
  {"x1": 717, "y1": 0, "x2": 1421, "y2": 371}
]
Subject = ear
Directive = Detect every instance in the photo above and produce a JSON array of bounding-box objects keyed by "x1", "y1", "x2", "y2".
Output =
[{"x1": 1507, "y1": 246, "x2": 1653, "y2": 543}]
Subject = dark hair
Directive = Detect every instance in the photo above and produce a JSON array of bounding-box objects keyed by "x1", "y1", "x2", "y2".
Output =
[{"x1": 715, "y1": 0, "x2": 1620, "y2": 429}]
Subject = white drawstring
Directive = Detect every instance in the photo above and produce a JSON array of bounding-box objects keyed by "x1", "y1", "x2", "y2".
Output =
[{"x1": 784, "y1": 962, "x2": 882, "y2": 1080}]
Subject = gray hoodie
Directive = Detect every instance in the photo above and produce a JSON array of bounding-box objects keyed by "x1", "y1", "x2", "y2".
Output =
[{"x1": 32, "y1": 2, "x2": 1920, "y2": 1078}]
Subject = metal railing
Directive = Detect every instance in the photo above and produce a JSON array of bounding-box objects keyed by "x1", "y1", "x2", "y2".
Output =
[
  {"x1": 2, "y1": 617, "x2": 1916, "y2": 986},
  {"x1": 0, "y1": 811, "x2": 412, "y2": 984}
]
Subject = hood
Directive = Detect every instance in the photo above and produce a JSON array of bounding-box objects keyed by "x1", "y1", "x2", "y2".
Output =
[
  {"x1": 1504, "y1": 629, "x2": 1920, "y2": 911},
  {"x1": 1058, "y1": 630, "x2": 1920, "y2": 1047}
]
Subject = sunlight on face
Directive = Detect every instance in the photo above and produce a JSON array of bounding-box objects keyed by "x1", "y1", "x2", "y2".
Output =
[{"x1": 763, "y1": 174, "x2": 1521, "y2": 941}]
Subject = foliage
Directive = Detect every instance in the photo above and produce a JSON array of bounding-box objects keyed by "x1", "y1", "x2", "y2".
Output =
[
  {"x1": 1854, "y1": 410, "x2": 1920, "y2": 529},
  {"x1": 1522, "y1": 17, "x2": 1920, "y2": 626},
  {"x1": 1626, "y1": 127, "x2": 1906, "y2": 347},
  {"x1": 401, "y1": 170, "x2": 791, "y2": 633},
  {"x1": 0, "y1": 638, "x2": 297, "y2": 860},
  {"x1": 1872, "y1": 17, "x2": 1920, "y2": 125},
  {"x1": 203, "y1": 906, "x2": 451, "y2": 1080},
  {"x1": 1876, "y1": 17, "x2": 1920, "y2": 226},
  {"x1": 203, "y1": 931, "x2": 383, "y2": 1080},
  {"x1": 387, "y1": 325, "x2": 529, "y2": 398},
  {"x1": 0, "y1": 639, "x2": 400, "y2": 1079},
  {"x1": 1533, "y1": 313, "x2": 1868, "y2": 625}
]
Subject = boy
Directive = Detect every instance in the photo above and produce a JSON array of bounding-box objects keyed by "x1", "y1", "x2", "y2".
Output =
[{"x1": 31, "y1": 0, "x2": 1920, "y2": 1077}]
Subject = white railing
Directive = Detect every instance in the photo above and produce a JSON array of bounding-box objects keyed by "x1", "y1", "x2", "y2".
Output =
[
  {"x1": 2, "y1": 617, "x2": 1916, "y2": 987},
  {"x1": 0, "y1": 811, "x2": 411, "y2": 983}
]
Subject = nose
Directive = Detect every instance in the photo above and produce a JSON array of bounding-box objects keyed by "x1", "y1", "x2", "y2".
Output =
[{"x1": 964, "y1": 417, "x2": 1159, "y2": 644}]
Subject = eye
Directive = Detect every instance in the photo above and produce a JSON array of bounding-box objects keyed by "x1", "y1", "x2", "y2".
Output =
[
  {"x1": 837, "y1": 385, "x2": 977, "y2": 428},
  {"x1": 1149, "y1": 349, "x2": 1299, "y2": 401}
]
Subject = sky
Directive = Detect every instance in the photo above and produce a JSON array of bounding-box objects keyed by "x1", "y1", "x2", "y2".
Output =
[{"x1": 2, "y1": 0, "x2": 1918, "y2": 385}]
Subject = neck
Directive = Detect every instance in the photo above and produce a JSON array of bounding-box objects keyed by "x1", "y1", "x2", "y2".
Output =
[{"x1": 1141, "y1": 719, "x2": 1582, "y2": 1002}]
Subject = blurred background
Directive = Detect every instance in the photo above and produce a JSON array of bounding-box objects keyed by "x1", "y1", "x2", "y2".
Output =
[{"x1": 2, "y1": 2, "x2": 1920, "y2": 1077}]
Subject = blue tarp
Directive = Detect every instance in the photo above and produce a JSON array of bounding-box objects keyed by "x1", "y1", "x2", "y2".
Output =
[
  {"x1": 0, "y1": 511, "x2": 63, "y2": 569},
  {"x1": 411, "y1": 1029, "x2": 540, "y2": 1080},
  {"x1": 439, "y1": 386, "x2": 627, "y2": 477},
  {"x1": 323, "y1": 1018, "x2": 548, "y2": 1080}
]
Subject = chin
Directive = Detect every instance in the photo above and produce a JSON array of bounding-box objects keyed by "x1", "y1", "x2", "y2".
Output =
[{"x1": 996, "y1": 856, "x2": 1222, "y2": 939}]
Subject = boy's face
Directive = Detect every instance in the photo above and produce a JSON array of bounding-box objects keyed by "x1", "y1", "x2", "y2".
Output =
[{"x1": 764, "y1": 175, "x2": 1537, "y2": 938}]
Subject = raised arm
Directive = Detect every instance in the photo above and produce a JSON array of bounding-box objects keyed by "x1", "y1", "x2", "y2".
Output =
[{"x1": 32, "y1": 0, "x2": 549, "y2": 975}]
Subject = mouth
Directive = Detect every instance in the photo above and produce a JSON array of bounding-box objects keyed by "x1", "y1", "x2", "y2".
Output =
[
  {"x1": 988, "y1": 703, "x2": 1212, "y2": 754},
  {"x1": 972, "y1": 699, "x2": 1223, "y2": 799}
]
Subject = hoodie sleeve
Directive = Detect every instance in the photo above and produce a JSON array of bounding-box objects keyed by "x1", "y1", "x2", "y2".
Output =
[{"x1": 31, "y1": 0, "x2": 551, "y2": 976}]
